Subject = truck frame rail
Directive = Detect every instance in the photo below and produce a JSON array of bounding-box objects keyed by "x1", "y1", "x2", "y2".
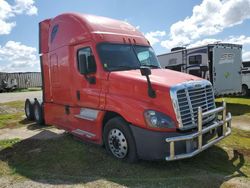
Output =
[{"x1": 165, "y1": 101, "x2": 231, "y2": 161}]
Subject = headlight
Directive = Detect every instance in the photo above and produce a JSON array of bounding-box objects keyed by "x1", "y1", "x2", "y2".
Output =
[{"x1": 144, "y1": 110, "x2": 176, "y2": 129}]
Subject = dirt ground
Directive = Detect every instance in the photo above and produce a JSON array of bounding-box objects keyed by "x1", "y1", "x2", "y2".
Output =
[
  {"x1": 0, "y1": 125, "x2": 65, "y2": 141},
  {"x1": 233, "y1": 120, "x2": 250, "y2": 131},
  {"x1": 0, "y1": 91, "x2": 42, "y2": 103}
]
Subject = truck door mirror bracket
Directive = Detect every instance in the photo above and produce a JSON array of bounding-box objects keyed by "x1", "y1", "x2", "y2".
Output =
[
  {"x1": 140, "y1": 67, "x2": 156, "y2": 98},
  {"x1": 85, "y1": 76, "x2": 96, "y2": 84}
]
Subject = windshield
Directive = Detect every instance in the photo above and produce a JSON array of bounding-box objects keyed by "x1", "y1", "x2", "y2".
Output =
[{"x1": 97, "y1": 43, "x2": 161, "y2": 71}]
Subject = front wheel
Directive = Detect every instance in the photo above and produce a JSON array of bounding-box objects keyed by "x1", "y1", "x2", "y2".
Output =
[{"x1": 103, "y1": 117, "x2": 138, "y2": 163}]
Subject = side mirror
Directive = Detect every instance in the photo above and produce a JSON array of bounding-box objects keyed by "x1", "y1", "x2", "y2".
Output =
[
  {"x1": 87, "y1": 55, "x2": 97, "y2": 74},
  {"x1": 140, "y1": 66, "x2": 156, "y2": 98},
  {"x1": 140, "y1": 66, "x2": 151, "y2": 76},
  {"x1": 78, "y1": 54, "x2": 96, "y2": 75},
  {"x1": 79, "y1": 54, "x2": 87, "y2": 74}
]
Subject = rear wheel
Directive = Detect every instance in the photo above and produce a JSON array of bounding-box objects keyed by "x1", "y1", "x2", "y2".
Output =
[
  {"x1": 25, "y1": 99, "x2": 34, "y2": 120},
  {"x1": 34, "y1": 100, "x2": 44, "y2": 125},
  {"x1": 103, "y1": 117, "x2": 138, "y2": 163}
]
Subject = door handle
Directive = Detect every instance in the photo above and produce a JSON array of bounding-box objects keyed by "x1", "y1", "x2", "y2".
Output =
[{"x1": 76, "y1": 90, "x2": 80, "y2": 101}]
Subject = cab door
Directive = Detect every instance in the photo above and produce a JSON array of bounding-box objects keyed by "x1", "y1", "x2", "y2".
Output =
[
  {"x1": 72, "y1": 43, "x2": 101, "y2": 108},
  {"x1": 69, "y1": 42, "x2": 103, "y2": 140}
]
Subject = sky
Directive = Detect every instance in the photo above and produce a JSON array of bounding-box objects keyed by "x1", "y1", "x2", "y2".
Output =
[{"x1": 0, "y1": 0, "x2": 250, "y2": 72}]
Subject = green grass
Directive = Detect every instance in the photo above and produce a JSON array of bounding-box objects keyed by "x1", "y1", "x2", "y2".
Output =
[
  {"x1": 0, "y1": 101, "x2": 24, "y2": 129},
  {"x1": 0, "y1": 138, "x2": 20, "y2": 149},
  {"x1": 0, "y1": 129, "x2": 249, "y2": 187},
  {"x1": 0, "y1": 113, "x2": 23, "y2": 129},
  {"x1": 216, "y1": 97, "x2": 250, "y2": 117},
  {"x1": 13, "y1": 87, "x2": 42, "y2": 93},
  {"x1": 4, "y1": 101, "x2": 25, "y2": 109}
]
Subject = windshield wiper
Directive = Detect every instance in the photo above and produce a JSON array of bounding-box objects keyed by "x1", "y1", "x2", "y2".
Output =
[
  {"x1": 141, "y1": 64, "x2": 160, "y2": 68},
  {"x1": 108, "y1": 65, "x2": 140, "y2": 71}
]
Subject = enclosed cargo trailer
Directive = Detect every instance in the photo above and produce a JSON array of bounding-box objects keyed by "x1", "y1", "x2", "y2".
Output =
[{"x1": 158, "y1": 44, "x2": 242, "y2": 96}]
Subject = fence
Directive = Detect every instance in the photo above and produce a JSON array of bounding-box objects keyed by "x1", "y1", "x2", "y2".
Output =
[{"x1": 0, "y1": 72, "x2": 42, "y2": 89}]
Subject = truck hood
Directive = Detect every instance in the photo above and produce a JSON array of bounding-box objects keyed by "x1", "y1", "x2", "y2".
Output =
[
  {"x1": 109, "y1": 69, "x2": 202, "y2": 88},
  {"x1": 107, "y1": 69, "x2": 204, "y2": 129}
]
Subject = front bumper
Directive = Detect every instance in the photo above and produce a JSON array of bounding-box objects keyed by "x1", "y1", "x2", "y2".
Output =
[
  {"x1": 130, "y1": 101, "x2": 231, "y2": 161},
  {"x1": 166, "y1": 101, "x2": 231, "y2": 161}
]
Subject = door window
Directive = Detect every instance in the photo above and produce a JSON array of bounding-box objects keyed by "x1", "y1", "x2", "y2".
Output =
[{"x1": 77, "y1": 47, "x2": 95, "y2": 73}]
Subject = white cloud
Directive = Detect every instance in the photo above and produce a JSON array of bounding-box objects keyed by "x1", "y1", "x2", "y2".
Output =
[
  {"x1": 160, "y1": 0, "x2": 250, "y2": 50},
  {"x1": 187, "y1": 38, "x2": 219, "y2": 48},
  {"x1": 13, "y1": 0, "x2": 38, "y2": 15},
  {"x1": 0, "y1": 20, "x2": 16, "y2": 35},
  {"x1": 226, "y1": 35, "x2": 250, "y2": 45},
  {"x1": 187, "y1": 35, "x2": 250, "y2": 48},
  {"x1": 145, "y1": 31, "x2": 166, "y2": 45},
  {"x1": 0, "y1": 41, "x2": 39, "y2": 72},
  {"x1": 0, "y1": 0, "x2": 37, "y2": 35},
  {"x1": 243, "y1": 51, "x2": 250, "y2": 61}
]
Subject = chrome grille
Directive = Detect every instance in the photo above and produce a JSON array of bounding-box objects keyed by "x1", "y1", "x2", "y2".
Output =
[{"x1": 171, "y1": 81, "x2": 216, "y2": 129}]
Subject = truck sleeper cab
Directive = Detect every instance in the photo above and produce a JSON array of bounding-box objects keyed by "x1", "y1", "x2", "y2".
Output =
[{"x1": 25, "y1": 13, "x2": 231, "y2": 161}]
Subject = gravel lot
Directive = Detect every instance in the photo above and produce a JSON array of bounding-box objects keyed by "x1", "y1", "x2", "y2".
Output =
[{"x1": 0, "y1": 91, "x2": 42, "y2": 103}]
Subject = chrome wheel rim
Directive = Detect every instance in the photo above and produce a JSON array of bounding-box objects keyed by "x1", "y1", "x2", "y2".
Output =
[
  {"x1": 25, "y1": 104, "x2": 30, "y2": 117},
  {"x1": 108, "y1": 129, "x2": 128, "y2": 158},
  {"x1": 34, "y1": 105, "x2": 39, "y2": 120}
]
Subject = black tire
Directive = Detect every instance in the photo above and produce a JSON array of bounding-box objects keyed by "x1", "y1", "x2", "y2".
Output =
[
  {"x1": 103, "y1": 117, "x2": 138, "y2": 163},
  {"x1": 25, "y1": 99, "x2": 35, "y2": 120},
  {"x1": 33, "y1": 100, "x2": 44, "y2": 125},
  {"x1": 242, "y1": 85, "x2": 249, "y2": 97}
]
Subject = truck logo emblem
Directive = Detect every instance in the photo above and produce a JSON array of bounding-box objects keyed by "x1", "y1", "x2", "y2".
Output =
[
  {"x1": 194, "y1": 84, "x2": 202, "y2": 88},
  {"x1": 220, "y1": 53, "x2": 234, "y2": 60}
]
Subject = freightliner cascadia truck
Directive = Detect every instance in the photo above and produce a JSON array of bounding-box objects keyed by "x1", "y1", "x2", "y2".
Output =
[{"x1": 24, "y1": 13, "x2": 232, "y2": 162}]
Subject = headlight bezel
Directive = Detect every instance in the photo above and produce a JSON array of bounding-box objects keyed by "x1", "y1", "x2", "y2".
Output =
[{"x1": 144, "y1": 110, "x2": 176, "y2": 129}]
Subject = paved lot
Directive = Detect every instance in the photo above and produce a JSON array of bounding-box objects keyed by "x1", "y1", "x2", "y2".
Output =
[{"x1": 0, "y1": 91, "x2": 42, "y2": 103}]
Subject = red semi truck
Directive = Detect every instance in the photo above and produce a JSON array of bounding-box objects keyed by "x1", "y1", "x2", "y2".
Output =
[{"x1": 25, "y1": 13, "x2": 232, "y2": 161}]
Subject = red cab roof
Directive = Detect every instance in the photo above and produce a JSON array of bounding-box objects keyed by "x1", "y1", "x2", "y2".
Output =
[{"x1": 40, "y1": 13, "x2": 150, "y2": 53}]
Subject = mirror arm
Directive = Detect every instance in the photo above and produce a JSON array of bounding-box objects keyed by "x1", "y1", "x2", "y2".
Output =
[
  {"x1": 145, "y1": 75, "x2": 156, "y2": 98},
  {"x1": 84, "y1": 75, "x2": 96, "y2": 84}
]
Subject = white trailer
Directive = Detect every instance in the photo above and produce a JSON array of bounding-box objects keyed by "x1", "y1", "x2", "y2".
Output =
[
  {"x1": 158, "y1": 43, "x2": 242, "y2": 96},
  {"x1": 242, "y1": 61, "x2": 250, "y2": 96}
]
